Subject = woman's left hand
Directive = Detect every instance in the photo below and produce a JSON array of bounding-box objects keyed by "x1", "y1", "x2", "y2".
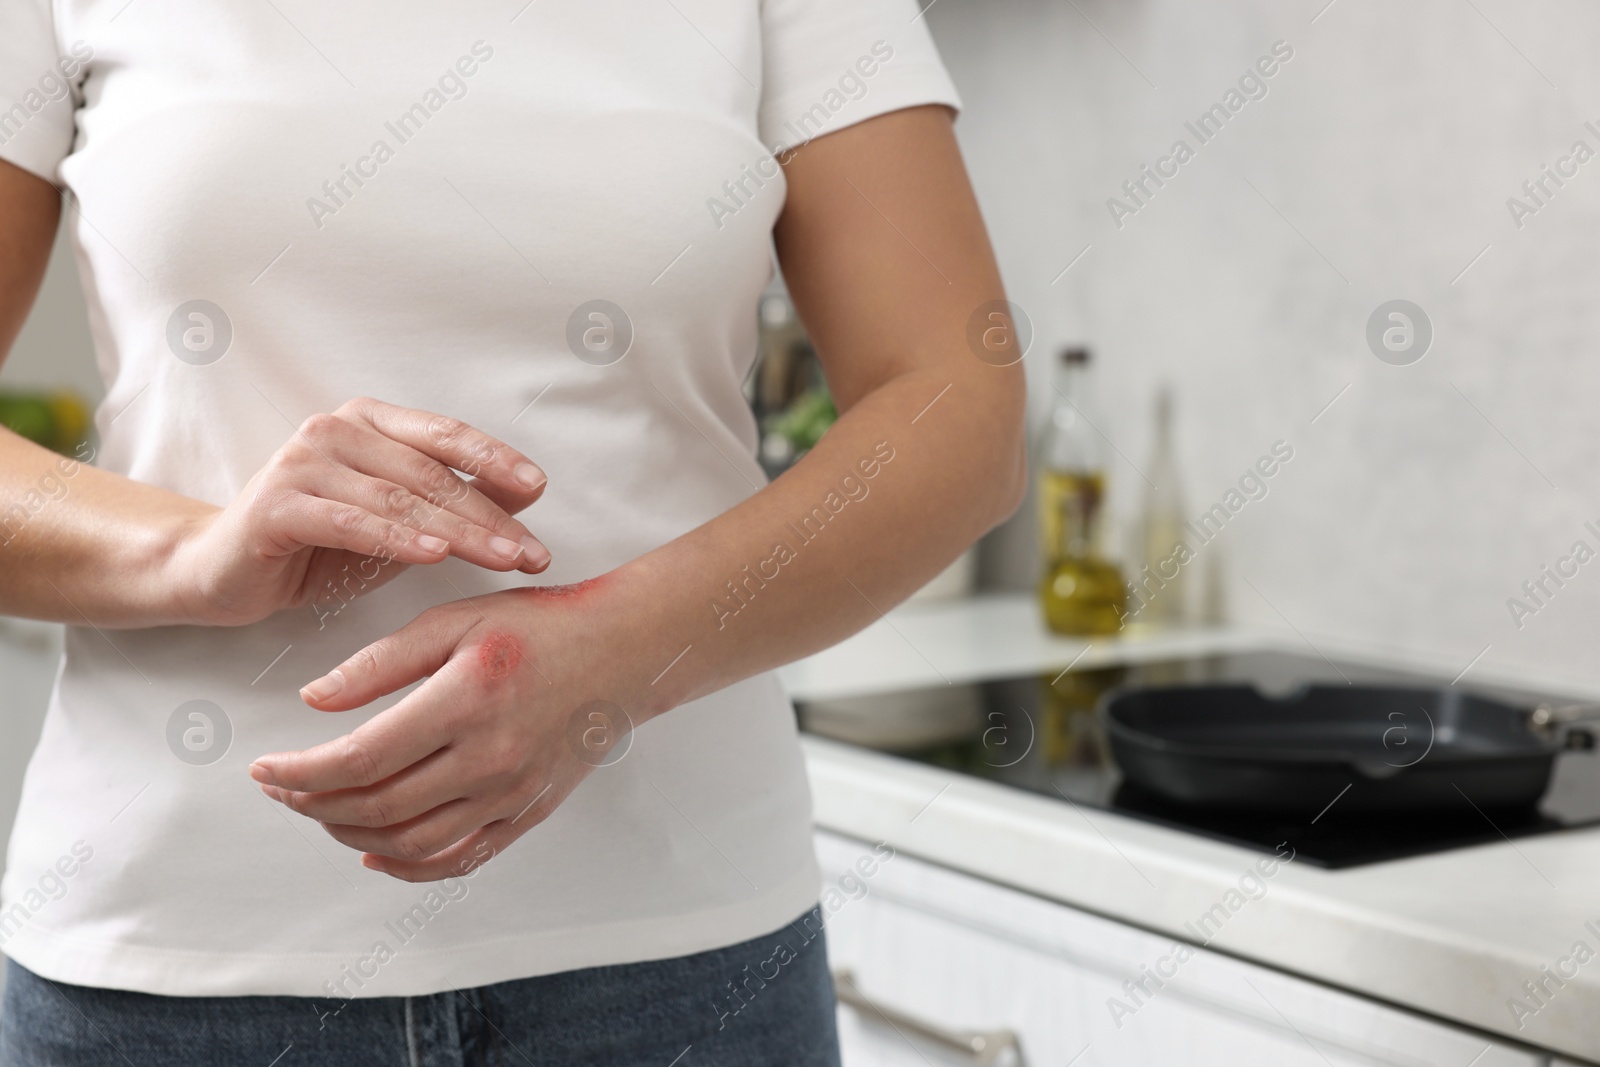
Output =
[{"x1": 249, "y1": 582, "x2": 646, "y2": 882}]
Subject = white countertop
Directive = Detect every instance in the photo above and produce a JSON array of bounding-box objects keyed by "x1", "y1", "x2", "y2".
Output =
[{"x1": 782, "y1": 594, "x2": 1600, "y2": 1063}]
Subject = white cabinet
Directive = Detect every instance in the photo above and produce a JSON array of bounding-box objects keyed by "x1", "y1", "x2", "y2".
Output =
[{"x1": 816, "y1": 831, "x2": 1544, "y2": 1067}]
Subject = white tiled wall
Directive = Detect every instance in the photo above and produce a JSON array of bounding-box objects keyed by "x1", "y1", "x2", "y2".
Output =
[{"x1": 933, "y1": 0, "x2": 1600, "y2": 692}]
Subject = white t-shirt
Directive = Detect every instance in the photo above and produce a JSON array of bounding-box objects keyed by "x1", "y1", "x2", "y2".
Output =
[{"x1": 0, "y1": 0, "x2": 957, "y2": 997}]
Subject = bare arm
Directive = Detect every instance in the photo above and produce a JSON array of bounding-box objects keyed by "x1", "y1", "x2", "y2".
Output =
[
  {"x1": 0, "y1": 158, "x2": 213, "y2": 625},
  {"x1": 0, "y1": 163, "x2": 192, "y2": 623},
  {"x1": 256, "y1": 105, "x2": 1028, "y2": 880},
  {"x1": 0, "y1": 161, "x2": 57, "y2": 358},
  {"x1": 0, "y1": 159, "x2": 555, "y2": 629},
  {"x1": 633, "y1": 101, "x2": 1028, "y2": 699}
]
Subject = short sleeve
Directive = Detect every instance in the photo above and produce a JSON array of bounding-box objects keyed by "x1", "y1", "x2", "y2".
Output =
[
  {"x1": 0, "y1": 0, "x2": 84, "y2": 183},
  {"x1": 758, "y1": 0, "x2": 961, "y2": 154}
]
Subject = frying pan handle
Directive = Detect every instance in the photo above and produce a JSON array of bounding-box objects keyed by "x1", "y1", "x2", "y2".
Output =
[
  {"x1": 1530, "y1": 703, "x2": 1600, "y2": 728},
  {"x1": 1531, "y1": 704, "x2": 1600, "y2": 751}
]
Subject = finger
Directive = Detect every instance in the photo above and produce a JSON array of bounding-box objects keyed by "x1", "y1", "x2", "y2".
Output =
[
  {"x1": 304, "y1": 466, "x2": 546, "y2": 574},
  {"x1": 462, "y1": 472, "x2": 547, "y2": 534},
  {"x1": 341, "y1": 398, "x2": 547, "y2": 502},
  {"x1": 265, "y1": 746, "x2": 470, "y2": 829},
  {"x1": 297, "y1": 607, "x2": 474, "y2": 711},
  {"x1": 328, "y1": 428, "x2": 550, "y2": 571},
  {"x1": 292, "y1": 413, "x2": 550, "y2": 573},
  {"x1": 266, "y1": 495, "x2": 451, "y2": 564},
  {"x1": 320, "y1": 796, "x2": 492, "y2": 862},
  {"x1": 362, "y1": 775, "x2": 561, "y2": 881},
  {"x1": 254, "y1": 636, "x2": 468, "y2": 793},
  {"x1": 363, "y1": 818, "x2": 525, "y2": 884}
]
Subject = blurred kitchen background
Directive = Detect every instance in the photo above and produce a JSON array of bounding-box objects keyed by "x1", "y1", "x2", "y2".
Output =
[{"x1": 767, "y1": 0, "x2": 1600, "y2": 687}]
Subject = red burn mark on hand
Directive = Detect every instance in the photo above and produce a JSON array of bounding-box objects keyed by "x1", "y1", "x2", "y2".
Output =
[
  {"x1": 519, "y1": 576, "x2": 605, "y2": 601},
  {"x1": 477, "y1": 630, "x2": 524, "y2": 681}
]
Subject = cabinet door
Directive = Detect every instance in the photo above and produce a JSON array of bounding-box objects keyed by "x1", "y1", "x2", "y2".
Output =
[{"x1": 816, "y1": 832, "x2": 1542, "y2": 1067}]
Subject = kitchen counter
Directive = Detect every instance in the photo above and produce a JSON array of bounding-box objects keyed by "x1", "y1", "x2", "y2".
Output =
[{"x1": 782, "y1": 595, "x2": 1600, "y2": 1063}]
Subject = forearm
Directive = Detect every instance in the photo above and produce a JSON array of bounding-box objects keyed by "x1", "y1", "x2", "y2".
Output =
[
  {"x1": 615, "y1": 363, "x2": 1024, "y2": 721},
  {"x1": 601, "y1": 106, "x2": 1024, "y2": 721},
  {"x1": 0, "y1": 428, "x2": 211, "y2": 627},
  {"x1": 0, "y1": 163, "x2": 200, "y2": 626}
]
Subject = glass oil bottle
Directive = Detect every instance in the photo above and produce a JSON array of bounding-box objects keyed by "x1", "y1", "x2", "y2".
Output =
[{"x1": 1037, "y1": 347, "x2": 1127, "y2": 635}]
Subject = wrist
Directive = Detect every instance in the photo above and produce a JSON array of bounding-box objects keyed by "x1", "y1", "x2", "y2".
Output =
[
  {"x1": 150, "y1": 508, "x2": 225, "y2": 627},
  {"x1": 584, "y1": 555, "x2": 705, "y2": 723}
]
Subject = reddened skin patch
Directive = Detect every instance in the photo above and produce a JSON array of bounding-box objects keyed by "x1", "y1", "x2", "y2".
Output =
[
  {"x1": 477, "y1": 630, "x2": 524, "y2": 681},
  {"x1": 516, "y1": 576, "x2": 605, "y2": 601}
]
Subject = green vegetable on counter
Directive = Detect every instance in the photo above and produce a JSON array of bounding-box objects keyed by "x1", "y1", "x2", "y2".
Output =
[
  {"x1": 764, "y1": 387, "x2": 837, "y2": 453},
  {"x1": 0, "y1": 391, "x2": 90, "y2": 456}
]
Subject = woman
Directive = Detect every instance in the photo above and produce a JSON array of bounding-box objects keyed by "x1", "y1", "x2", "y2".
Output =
[{"x1": 0, "y1": 0, "x2": 1024, "y2": 1062}]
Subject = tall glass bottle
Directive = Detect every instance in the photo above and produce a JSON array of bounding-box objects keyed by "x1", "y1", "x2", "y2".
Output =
[
  {"x1": 1038, "y1": 347, "x2": 1126, "y2": 635},
  {"x1": 1128, "y1": 385, "x2": 1189, "y2": 629}
]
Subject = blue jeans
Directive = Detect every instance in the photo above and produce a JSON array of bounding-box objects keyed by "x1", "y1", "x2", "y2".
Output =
[{"x1": 0, "y1": 908, "x2": 841, "y2": 1066}]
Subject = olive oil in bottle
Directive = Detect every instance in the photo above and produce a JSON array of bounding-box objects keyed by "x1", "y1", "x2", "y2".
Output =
[
  {"x1": 1040, "y1": 486, "x2": 1128, "y2": 635},
  {"x1": 1037, "y1": 347, "x2": 1127, "y2": 636}
]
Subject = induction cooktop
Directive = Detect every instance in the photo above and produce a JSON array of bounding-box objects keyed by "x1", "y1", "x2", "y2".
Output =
[{"x1": 796, "y1": 649, "x2": 1600, "y2": 868}]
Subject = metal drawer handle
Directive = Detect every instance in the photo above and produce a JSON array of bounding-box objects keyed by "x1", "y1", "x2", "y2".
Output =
[{"x1": 833, "y1": 969, "x2": 1025, "y2": 1065}]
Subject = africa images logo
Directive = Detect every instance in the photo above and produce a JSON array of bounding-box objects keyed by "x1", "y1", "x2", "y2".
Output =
[{"x1": 166, "y1": 700, "x2": 232, "y2": 766}]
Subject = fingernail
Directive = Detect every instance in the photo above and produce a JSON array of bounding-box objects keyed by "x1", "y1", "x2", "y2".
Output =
[
  {"x1": 258, "y1": 783, "x2": 282, "y2": 801},
  {"x1": 515, "y1": 463, "x2": 546, "y2": 491},
  {"x1": 490, "y1": 536, "x2": 524, "y2": 561},
  {"x1": 249, "y1": 761, "x2": 277, "y2": 786},
  {"x1": 361, "y1": 854, "x2": 387, "y2": 873},
  {"x1": 301, "y1": 669, "x2": 345, "y2": 703},
  {"x1": 521, "y1": 536, "x2": 551, "y2": 568},
  {"x1": 416, "y1": 534, "x2": 449, "y2": 554}
]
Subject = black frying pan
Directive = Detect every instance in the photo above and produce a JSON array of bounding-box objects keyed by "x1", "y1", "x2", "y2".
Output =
[{"x1": 1100, "y1": 684, "x2": 1597, "y2": 813}]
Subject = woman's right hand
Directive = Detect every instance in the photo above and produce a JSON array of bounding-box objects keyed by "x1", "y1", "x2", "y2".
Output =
[{"x1": 168, "y1": 397, "x2": 551, "y2": 628}]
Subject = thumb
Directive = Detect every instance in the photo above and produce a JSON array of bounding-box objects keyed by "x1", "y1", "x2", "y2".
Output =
[{"x1": 300, "y1": 607, "x2": 466, "y2": 710}]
